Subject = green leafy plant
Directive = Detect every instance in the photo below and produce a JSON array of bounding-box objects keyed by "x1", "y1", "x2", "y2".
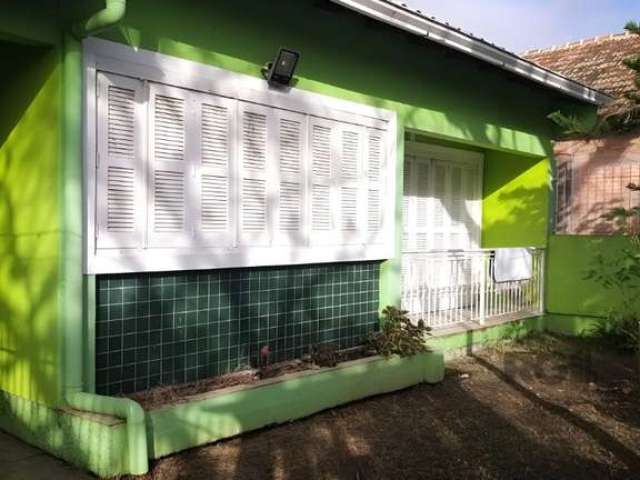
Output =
[
  {"x1": 584, "y1": 184, "x2": 640, "y2": 379},
  {"x1": 368, "y1": 306, "x2": 431, "y2": 358},
  {"x1": 310, "y1": 343, "x2": 339, "y2": 368},
  {"x1": 549, "y1": 20, "x2": 640, "y2": 137}
]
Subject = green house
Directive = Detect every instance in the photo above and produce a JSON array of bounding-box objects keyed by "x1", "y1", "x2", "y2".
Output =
[{"x1": 0, "y1": 0, "x2": 608, "y2": 476}]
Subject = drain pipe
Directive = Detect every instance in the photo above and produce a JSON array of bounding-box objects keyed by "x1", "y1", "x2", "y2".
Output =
[
  {"x1": 62, "y1": 1, "x2": 147, "y2": 475},
  {"x1": 72, "y1": 0, "x2": 127, "y2": 38}
]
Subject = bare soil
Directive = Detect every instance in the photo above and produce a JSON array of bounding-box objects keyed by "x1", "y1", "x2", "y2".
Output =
[
  {"x1": 127, "y1": 347, "x2": 373, "y2": 410},
  {"x1": 127, "y1": 334, "x2": 640, "y2": 479}
]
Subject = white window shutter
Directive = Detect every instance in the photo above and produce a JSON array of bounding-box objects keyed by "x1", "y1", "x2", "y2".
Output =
[
  {"x1": 431, "y1": 161, "x2": 449, "y2": 250},
  {"x1": 192, "y1": 91, "x2": 236, "y2": 247},
  {"x1": 238, "y1": 101, "x2": 273, "y2": 246},
  {"x1": 366, "y1": 128, "x2": 385, "y2": 245},
  {"x1": 414, "y1": 159, "x2": 431, "y2": 251},
  {"x1": 273, "y1": 109, "x2": 306, "y2": 246},
  {"x1": 148, "y1": 83, "x2": 192, "y2": 247},
  {"x1": 402, "y1": 157, "x2": 413, "y2": 251},
  {"x1": 309, "y1": 117, "x2": 335, "y2": 245},
  {"x1": 337, "y1": 123, "x2": 365, "y2": 245},
  {"x1": 96, "y1": 72, "x2": 145, "y2": 250}
]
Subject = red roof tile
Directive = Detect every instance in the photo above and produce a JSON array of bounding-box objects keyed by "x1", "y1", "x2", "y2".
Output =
[{"x1": 523, "y1": 33, "x2": 640, "y2": 104}]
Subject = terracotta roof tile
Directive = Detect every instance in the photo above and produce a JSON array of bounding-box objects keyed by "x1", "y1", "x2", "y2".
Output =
[{"x1": 522, "y1": 32, "x2": 640, "y2": 100}]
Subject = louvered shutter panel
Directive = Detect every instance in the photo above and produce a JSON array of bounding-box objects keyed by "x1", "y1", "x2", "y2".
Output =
[
  {"x1": 148, "y1": 83, "x2": 192, "y2": 247},
  {"x1": 309, "y1": 118, "x2": 335, "y2": 245},
  {"x1": 463, "y1": 165, "x2": 482, "y2": 249},
  {"x1": 193, "y1": 91, "x2": 235, "y2": 247},
  {"x1": 414, "y1": 160, "x2": 431, "y2": 251},
  {"x1": 366, "y1": 128, "x2": 385, "y2": 245},
  {"x1": 238, "y1": 101, "x2": 273, "y2": 246},
  {"x1": 402, "y1": 157, "x2": 413, "y2": 251},
  {"x1": 431, "y1": 161, "x2": 449, "y2": 250},
  {"x1": 337, "y1": 123, "x2": 364, "y2": 244},
  {"x1": 96, "y1": 72, "x2": 144, "y2": 250},
  {"x1": 403, "y1": 147, "x2": 482, "y2": 254},
  {"x1": 274, "y1": 109, "x2": 306, "y2": 245}
]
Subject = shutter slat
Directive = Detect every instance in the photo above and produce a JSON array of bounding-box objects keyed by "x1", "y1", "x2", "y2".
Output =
[
  {"x1": 97, "y1": 73, "x2": 143, "y2": 250},
  {"x1": 276, "y1": 113, "x2": 304, "y2": 241},
  {"x1": 106, "y1": 166, "x2": 135, "y2": 231},
  {"x1": 201, "y1": 103, "x2": 229, "y2": 168},
  {"x1": 279, "y1": 118, "x2": 301, "y2": 174},
  {"x1": 341, "y1": 130, "x2": 359, "y2": 179},
  {"x1": 153, "y1": 170, "x2": 185, "y2": 232},
  {"x1": 311, "y1": 124, "x2": 331, "y2": 177},
  {"x1": 107, "y1": 85, "x2": 136, "y2": 161},
  {"x1": 310, "y1": 120, "x2": 333, "y2": 240},
  {"x1": 201, "y1": 174, "x2": 228, "y2": 231},
  {"x1": 153, "y1": 94, "x2": 185, "y2": 163},
  {"x1": 280, "y1": 181, "x2": 301, "y2": 231},
  {"x1": 312, "y1": 184, "x2": 331, "y2": 231},
  {"x1": 340, "y1": 186, "x2": 358, "y2": 231},
  {"x1": 242, "y1": 111, "x2": 267, "y2": 171},
  {"x1": 242, "y1": 179, "x2": 266, "y2": 231}
]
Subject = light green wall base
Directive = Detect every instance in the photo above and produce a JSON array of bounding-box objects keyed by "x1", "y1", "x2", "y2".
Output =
[
  {"x1": 546, "y1": 234, "x2": 632, "y2": 317},
  {"x1": 427, "y1": 314, "x2": 606, "y2": 358},
  {"x1": 428, "y1": 317, "x2": 547, "y2": 354},
  {"x1": 544, "y1": 313, "x2": 604, "y2": 336},
  {"x1": 0, "y1": 390, "x2": 129, "y2": 478},
  {"x1": 147, "y1": 351, "x2": 444, "y2": 459},
  {"x1": 0, "y1": 314, "x2": 603, "y2": 477}
]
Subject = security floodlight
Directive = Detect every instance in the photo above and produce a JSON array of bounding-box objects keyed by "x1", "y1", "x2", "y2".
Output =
[{"x1": 263, "y1": 48, "x2": 300, "y2": 87}]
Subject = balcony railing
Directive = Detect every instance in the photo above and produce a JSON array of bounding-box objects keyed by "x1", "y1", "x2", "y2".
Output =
[{"x1": 401, "y1": 248, "x2": 544, "y2": 330}]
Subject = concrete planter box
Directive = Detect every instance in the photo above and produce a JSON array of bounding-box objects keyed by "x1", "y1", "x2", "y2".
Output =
[{"x1": 146, "y1": 350, "x2": 445, "y2": 458}]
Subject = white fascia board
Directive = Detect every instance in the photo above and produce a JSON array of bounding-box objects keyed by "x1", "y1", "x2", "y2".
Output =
[{"x1": 331, "y1": 0, "x2": 612, "y2": 106}]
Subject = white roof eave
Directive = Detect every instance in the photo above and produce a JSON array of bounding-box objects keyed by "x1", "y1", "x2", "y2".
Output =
[{"x1": 331, "y1": 0, "x2": 612, "y2": 106}]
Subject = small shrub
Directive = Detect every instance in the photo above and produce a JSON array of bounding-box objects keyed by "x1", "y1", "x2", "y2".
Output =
[
  {"x1": 369, "y1": 306, "x2": 431, "y2": 358},
  {"x1": 588, "y1": 311, "x2": 640, "y2": 352},
  {"x1": 310, "y1": 343, "x2": 339, "y2": 368}
]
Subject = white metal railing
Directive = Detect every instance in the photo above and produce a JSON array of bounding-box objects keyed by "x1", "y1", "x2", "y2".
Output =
[{"x1": 401, "y1": 248, "x2": 544, "y2": 330}]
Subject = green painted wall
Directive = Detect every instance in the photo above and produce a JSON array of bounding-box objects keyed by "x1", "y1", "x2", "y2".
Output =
[
  {"x1": 0, "y1": 43, "x2": 62, "y2": 405},
  {"x1": 93, "y1": 0, "x2": 586, "y2": 312},
  {"x1": 0, "y1": 389, "x2": 130, "y2": 478},
  {"x1": 546, "y1": 234, "x2": 631, "y2": 317},
  {"x1": 482, "y1": 151, "x2": 551, "y2": 248}
]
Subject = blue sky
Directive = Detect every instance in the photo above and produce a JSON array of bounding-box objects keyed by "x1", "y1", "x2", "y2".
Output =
[{"x1": 407, "y1": 0, "x2": 639, "y2": 53}]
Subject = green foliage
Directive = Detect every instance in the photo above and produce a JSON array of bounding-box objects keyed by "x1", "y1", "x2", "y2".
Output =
[
  {"x1": 310, "y1": 343, "x2": 339, "y2": 368},
  {"x1": 369, "y1": 306, "x2": 431, "y2": 358},
  {"x1": 625, "y1": 20, "x2": 640, "y2": 35},
  {"x1": 547, "y1": 111, "x2": 600, "y2": 138},
  {"x1": 584, "y1": 183, "x2": 640, "y2": 352},
  {"x1": 588, "y1": 311, "x2": 640, "y2": 351},
  {"x1": 549, "y1": 19, "x2": 640, "y2": 137}
]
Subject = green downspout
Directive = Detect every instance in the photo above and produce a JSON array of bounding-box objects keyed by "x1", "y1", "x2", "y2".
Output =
[
  {"x1": 61, "y1": 1, "x2": 148, "y2": 475},
  {"x1": 72, "y1": 0, "x2": 127, "y2": 38}
]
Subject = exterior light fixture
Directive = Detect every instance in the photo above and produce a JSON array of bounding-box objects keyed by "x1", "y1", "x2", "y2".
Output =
[{"x1": 262, "y1": 48, "x2": 300, "y2": 87}]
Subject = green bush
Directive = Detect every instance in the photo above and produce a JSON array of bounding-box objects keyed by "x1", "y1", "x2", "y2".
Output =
[{"x1": 369, "y1": 306, "x2": 431, "y2": 358}]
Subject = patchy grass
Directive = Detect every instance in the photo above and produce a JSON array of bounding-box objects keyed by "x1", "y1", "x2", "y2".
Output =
[{"x1": 130, "y1": 334, "x2": 640, "y2": 480}]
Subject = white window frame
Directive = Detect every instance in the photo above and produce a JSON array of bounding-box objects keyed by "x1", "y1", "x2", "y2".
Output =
[
  {"x1": 403, "y1": 142, "x2": 484, "y2": 252},
  {"x1": 83, "y1": 39, "x2": 397, "y2": 274}
]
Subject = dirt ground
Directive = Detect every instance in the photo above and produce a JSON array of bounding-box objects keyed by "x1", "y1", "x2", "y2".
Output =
[{"x1": 131, "y1": 334, "x2": 640, "y2": 480}]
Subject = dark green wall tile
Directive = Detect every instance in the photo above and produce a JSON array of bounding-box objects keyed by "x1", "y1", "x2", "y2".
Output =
[{"x1": 95, "y1": 261, "x2": 380, "y2": 395}]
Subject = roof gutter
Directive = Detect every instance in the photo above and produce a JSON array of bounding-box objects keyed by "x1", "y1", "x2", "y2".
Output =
[
  {"x1": 72, "y1": 0, "x2": 126, "y2": 38},
  {"x1": 330, "y1": 0, "x2": 612, "y2": 106}
]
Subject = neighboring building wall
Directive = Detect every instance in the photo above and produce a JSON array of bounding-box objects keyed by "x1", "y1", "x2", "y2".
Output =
[
  {"x1": 546, "y1": 133, "x2": 640, "y2": 322},
  {"x1": 482, "y1": 150, "x2": 550, "y2": 248},
  {"x1": 554, "y1": 134, "x2": 640, "y2": 234},
  {"x1": 0, "y1": 44, "x2": 61, "y2": 404}
]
